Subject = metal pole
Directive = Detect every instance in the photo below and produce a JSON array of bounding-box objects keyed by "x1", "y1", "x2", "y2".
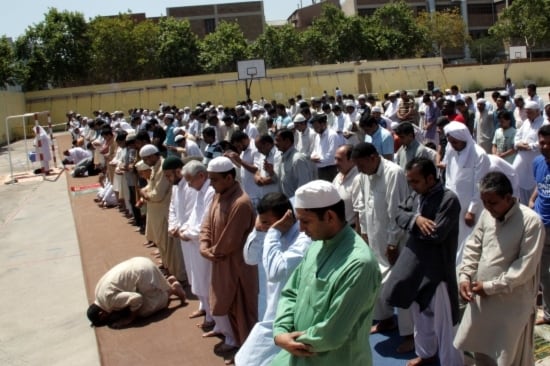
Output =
[
  {"x1": 5, "y1": 116, "x2": 15, "y2": 184},
  {"x1": 23, "y1": 115, "x2": 30, "y2": 172},
  {"x1": 461, "y1": 0, "x2": 472, "y2": 59},
  {"x1": 48, "y1": 113, "x2": 57, "y2": 168}
]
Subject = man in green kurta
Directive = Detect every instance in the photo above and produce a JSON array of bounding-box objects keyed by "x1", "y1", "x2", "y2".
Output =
[{"x1": 271, "y1": 180, "x2": 381, "y2": 366}]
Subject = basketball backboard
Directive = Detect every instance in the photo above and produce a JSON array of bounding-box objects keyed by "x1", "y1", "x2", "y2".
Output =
[
  {"x1": 509, "y1": 46, "x2": 527, "y2": 60},
  {"x1": 237, "y1": 59, "x2": 266, "y2": 80}
]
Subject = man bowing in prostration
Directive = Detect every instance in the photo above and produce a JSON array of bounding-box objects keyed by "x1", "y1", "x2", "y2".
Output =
[{"x1": 200, "y1": 156, "x2": 258, "y2": 364}]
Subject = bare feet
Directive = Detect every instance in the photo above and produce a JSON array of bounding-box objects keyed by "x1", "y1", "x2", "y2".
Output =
[
  {"x1": 196, "y1": 320, "x2": 215, "y2": 331},
  {"x1": 170, "y1": 281, "x2": 187, "y2": 303},
  {"x1": 396, "y1": 335, "x2": 415, "y2": 354},
  {"x1": 189, "y1": 309, "x2": 206, "y2": 319},
  {"x1": 406, "y1": 356, "x2": 437, "y2": 366},
  {"x1": 370, "y1": 317, "x2": 397, "y2": 334},
  {"x1": 203, "y1": 330, "x2": 224, "y2": 338}
]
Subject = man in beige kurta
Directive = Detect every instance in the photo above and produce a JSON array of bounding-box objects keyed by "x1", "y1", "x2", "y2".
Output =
[
  {"x1": 200, "y1": 156, "x2": 258, "y2": 361},
  {"x1": 139, "y1": 145, "x2": 173, "y2": 275},
  {"x1": 87, "y1": 257, "x2": 186, "y2": 328},
  {"x1": 454, "y1": 172, "x2": 545, "y2": 366}
]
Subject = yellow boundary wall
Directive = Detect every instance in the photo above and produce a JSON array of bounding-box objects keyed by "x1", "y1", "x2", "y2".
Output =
[{"x1": 6, "y1": 57, "x2": 547, "y2": 133}]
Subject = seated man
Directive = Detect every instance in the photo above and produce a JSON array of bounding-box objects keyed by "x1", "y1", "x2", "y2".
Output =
[{"x1": 86, "y1": 257, "x2": 187, "y2": 328}]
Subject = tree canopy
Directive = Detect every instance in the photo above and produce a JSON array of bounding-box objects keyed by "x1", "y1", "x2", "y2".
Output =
[{"x1": 3, "y1": 1, "x2": 545, "y2": 91}]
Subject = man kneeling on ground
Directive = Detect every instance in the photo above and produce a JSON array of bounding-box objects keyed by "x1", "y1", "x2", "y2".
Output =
[{"x1": 87, "y1": 257, "x2": 186, "y2": 328}]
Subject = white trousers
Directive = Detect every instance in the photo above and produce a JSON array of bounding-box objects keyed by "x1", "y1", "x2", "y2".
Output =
[
  {"x1": 197, "y1": 295, "x2": 214, "y2": 323},
  {"x1": 374, "y1": 292, "x2": 414, "y2": 336},
  {"x1": 212, "y1": 315, "x2": 237, "y2": 347},
  {"x1": 411, "y1": 282, "x2": 463, "y2": 366}
]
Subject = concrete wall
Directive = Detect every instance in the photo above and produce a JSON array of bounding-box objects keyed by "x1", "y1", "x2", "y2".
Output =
[
  {"x1": 23, "y1": 58, "x2": 549, "y2": 124},
  {"x1": 0, "y1": 91, "x2": 28, "y2": 145}
]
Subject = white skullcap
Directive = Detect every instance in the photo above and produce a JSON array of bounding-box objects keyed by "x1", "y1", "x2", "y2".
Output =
[
  {"x1": 217, "y1": 104, "x2": 224, "y2": 109},
  {"x1": 173, "y1": 127, "x2": 183, "y2": 134},
  {"x1": 135, "y1": 160, "x2": 150, "y2": 171},
  {"x1": 358, "y1": 94, "x2": 366, "y2": 100},
  {"x1": 235, "y1": 105, "x2": 244, "y2": 110},
  {"x1": 391, "y1": 122, "x2": 400, "y2": 130},
  {"x1": 287, "y1": 122, "x2": 295, "y2": 129},
  {"x1": 372, "y1": 106, "x2": 382, "y2": 113},
  {"x1": 207, "y1": 156, "x2": 235, "y2": 173},
  {"x1": 164, "y1": 113, "x2": 174, "y2": 119},
  {"x1": 139, "y1": 144, "x2": 159, "y2": 157},
  {"x1": 525, "y1": 101, "x2": 540, "y2": 110},
  {"x1": 293, "y1": 113, "x2": 306, "y2": 123},
  {"x1": 345, "y1": 100, "x2": 355, "y2": 108},
  {"x1": 251, "y1": 105, "x2": 260, "y2": 112},
  {"x1": 388, "y1": 92, "x2": 397, "y2": 97},
  {"x1": 184, "y1": 106, "x2": 191, "y2": 111},
  {"x1": 476, "y1": 98, "x2": 486, "y2": 104},
  {"x1": 500, "y1": 91, "x2": 509, "y2": 97},
  {"x1": 175, "y1": 135, "x2": 185, "y2": 143},
  {"x1": 294, "y1": 180, "x2": 341, "y2": 209},
  {"x1": 178, "y1": 109, "x2": 184, "y2": 113}
]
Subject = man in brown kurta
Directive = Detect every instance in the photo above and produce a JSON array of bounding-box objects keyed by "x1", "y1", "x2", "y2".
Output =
[{"x1": 200, "y1": 156, "x2": 258, "y2": 361}]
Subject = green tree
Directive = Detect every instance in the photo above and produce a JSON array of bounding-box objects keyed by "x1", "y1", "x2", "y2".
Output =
[
  {"x1": 303, "y1": 4, "x2": 374, "y2": 64},
  {"x1": 198, "y1": 21, "x2": 250, "y2": 74},
  {"x1": 156, "y1": 17, "x2": 200, "y2": 77},
  {"x1": 489, "y1": 0, "x2": 550, "y2": 61},
  {"x1": 417, "y1": 8, "x2": 470, "y2": 57},
  {"x1": 366, "y1": 1, "x2": 424, "y2": 59},
  {"x1": 250, "y1": 24, "x2": 303, "y2": 68},
  {"x1": 469, "y1": 35, "x2": 504, "y2": 64},
  {"x1": 14, "y1": 8, "x2": 90, "y2": 90},
  {"x1": 88, "y1": 14, "x2": 158, "y2": 83},
  {"x1": 0, "y1": 36, "x2": 17, "y2": 87}
]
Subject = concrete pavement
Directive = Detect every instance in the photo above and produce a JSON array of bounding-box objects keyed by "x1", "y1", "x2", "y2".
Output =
[{"x1": 0, "y1": 133, "x2": 99, "y2": 366}]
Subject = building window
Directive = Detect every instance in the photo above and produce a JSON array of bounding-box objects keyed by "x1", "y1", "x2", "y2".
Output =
[{"x1": 204, "y1": 18, "x2": 216, "y2": 34}]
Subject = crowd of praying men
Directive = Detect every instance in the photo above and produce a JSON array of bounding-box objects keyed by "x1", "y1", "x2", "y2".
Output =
[{"x1": 76, "y1": 81, "x2": 550, "y2": 366}]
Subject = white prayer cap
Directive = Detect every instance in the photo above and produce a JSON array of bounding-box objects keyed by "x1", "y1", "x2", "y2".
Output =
[
  {"x1": 293, "y1": 113, "x2": 306, "y2": 123},
  {"x1": 175, "y1": 135, "x2": 185, "y2": 143},
  {"x1": 139, "y1": 144, "x2": 159, "y2": 157},
  {"x1": 235, "y1": 105, "x2": 245, "y2": 110},
  {"x1": 358, "y1": 94, "x2": 366, "y2": 100},
  {"x1": 388, "y1": 92, "x2": 397, "y2": 97},
  {"x1": 149, "y1": 111, "x2": 156, "y2": 116},
  {"x1": 184, "y1": 106, "x2": 191, "y2": 111},
  {"x1": 500, "y1": 91, "x2": 509, "y2": 97},
  {"x1": 476, "y1": 98, "x2": 486, "y2": 104},
  {"x1": 287, "y1": 122, "x2": 295, "y2": 129},
  {"x1": 135, "y1": 160, "x2": 150, "y2": 171},
  {"x1": 345, "y1": 100, "x2": 355, "y2": 108},
  {"x1": 217, "y1": 104, "x2": 224, "y2": 109},
  {"x1": 251, "y1": 105, "x2": 261, "y2": 112},
  {"x1": 164, "y1": 113, "x2": 174, "y2": 120},
  {"x1": 444, "y1": 121, "x2": 473, "y2": 143},
  {"x1": 525, "y1": 101, "x2": 540, "y2": 110},
  {"x1": 178, "y1": 108, "x2": 184, "y2": 113},
  {"x1": 207, "y1": 156, "x2": 235, "y2": 173},
  {"x1": 372, "y1": 106, "x2": 382, "y2": 113},
  {"x1": 294, "y1": 180, "x2": 341, "y2": 209},
  {"x1": 391, "y1": 122, "x2": 400, "y2": 130}
]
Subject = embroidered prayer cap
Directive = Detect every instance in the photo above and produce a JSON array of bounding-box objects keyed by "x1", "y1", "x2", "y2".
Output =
[
  {"x1": 525, "y1": 101, "x2": 540, "y2": 110},
  {"x1": 162, "y1": 156, "x2": 183, "y2": 170},
  {"x1": 294, "y1": 180, "x2": 342, "y2": 209},
  {"x1": 207, "y1": 156, "x2": 235, "y2": 173},
  {"x1": 135, "y1": 160, "x2": 151, "y2": 171},
  {"x1": 139, "y1": 144, "x2": 159, "y2": 157}
]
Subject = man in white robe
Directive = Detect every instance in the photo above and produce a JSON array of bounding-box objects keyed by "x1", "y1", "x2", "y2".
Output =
[
  {"x1": 454, "y1": 172, "x2": 544, "y2": 366},
  {"x1": 34, "y1": 124, "x2": 52, "y2": 173},
  {"x1": 179, "y1": 161, "x2": 216, "y2": 330},
  {"x1": 442, "y1": 122, "x2": 490, "y2": 265},
  {"x1": 513, "y1": 101, "x2": 546, "y2": 204},
  {"x1": 236, "y1": 192, "x2": 311, "y2": 366},
  {"x1": 351, "y1": 142, "x2": 414, "y2": 353}
]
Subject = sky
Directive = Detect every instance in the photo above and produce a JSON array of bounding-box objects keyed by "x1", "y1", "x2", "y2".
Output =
[{"x1": 0, "y1": 0, "x2": 306, "y2": 40}]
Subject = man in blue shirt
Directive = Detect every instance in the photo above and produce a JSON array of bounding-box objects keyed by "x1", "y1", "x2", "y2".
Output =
[
  {"x1": 529, "y1": 124, "x2": 550, "y2": 324},
  {"x1": 358, "y1": 115, "x2": 394, "y2": 161}
]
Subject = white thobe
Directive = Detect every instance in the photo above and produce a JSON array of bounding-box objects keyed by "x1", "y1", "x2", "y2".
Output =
[
  {"x1": 512, "y1": 116, "x2": 546, "y2": 196},
  {"x1": 444, "y1": 143, "x2": 490, "y2": 265},
  {"x1": 180, "y1": 179, "x2": 214, "y2": 299},
  {"x1": 236, "y1": 223, "x2": 311, "y2": 366}
]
